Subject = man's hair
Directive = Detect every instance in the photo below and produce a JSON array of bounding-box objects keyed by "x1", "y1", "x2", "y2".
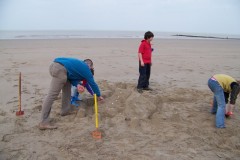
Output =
[
  {"x1": 84, "y1": 59, "x2": 93, "y2": 68},
  {"x1": 84, "y1": 59, "x2": 94, "y2": 75},
  {"x1": 90, "y1": 68, "x2": 94, "y2": 75},
  {"x1": 144, "y1": 31, "x2": 154, "y2": 40}
]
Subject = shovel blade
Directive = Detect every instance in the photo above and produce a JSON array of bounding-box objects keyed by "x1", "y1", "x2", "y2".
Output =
[
  {"x1": 92, "y1": 130, "x2": 102, "y2": 139},
  {"x1": 16, "y1": 111, "x2": 24, "y2": 116}
]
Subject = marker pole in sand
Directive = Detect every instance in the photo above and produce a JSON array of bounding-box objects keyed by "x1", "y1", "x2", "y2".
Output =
[
  {"x1": 92, "y1": 94, "x2": 102, "y2": 139},
  {"x1": 16, "y1": 72, "x2": 24, "y2": 116}
]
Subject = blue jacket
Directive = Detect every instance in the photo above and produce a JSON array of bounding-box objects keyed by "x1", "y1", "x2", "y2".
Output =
[{"x1": 54, "y1": 57, "x2": 101, "y2": 96}]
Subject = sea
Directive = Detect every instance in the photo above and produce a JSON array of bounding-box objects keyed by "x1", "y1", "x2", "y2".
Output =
[{"x1": 0, "y1": 30, "x2": 240, "y2": 40}]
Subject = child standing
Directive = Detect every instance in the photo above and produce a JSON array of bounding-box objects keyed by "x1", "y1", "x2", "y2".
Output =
[{"x1": 137, "y1": 31, "x2": 154, "y2": 93}]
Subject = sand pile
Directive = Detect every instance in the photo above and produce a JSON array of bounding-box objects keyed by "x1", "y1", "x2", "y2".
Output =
[{"x1": 1, "y1": 81, "x2": 240, "y2": 160}]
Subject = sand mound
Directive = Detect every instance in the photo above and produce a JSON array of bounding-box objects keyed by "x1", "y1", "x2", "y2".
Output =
[{"x1": 1, "y1": 81, "x2": 240, "y2": 159}]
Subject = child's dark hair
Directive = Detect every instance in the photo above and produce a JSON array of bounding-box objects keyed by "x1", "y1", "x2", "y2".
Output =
[{"x1": 144, "y1": 31, "x2": 154, "y2": 40}]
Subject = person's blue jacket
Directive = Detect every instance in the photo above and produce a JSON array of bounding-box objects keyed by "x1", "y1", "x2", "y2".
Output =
[{"x1": 54, "y1": 57, "x2": 101, "y2": 96}]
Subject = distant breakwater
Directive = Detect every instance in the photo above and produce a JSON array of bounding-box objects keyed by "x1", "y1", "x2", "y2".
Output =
[{"x1": 173, "y1": 34, "x2": 240, "y2": 40}]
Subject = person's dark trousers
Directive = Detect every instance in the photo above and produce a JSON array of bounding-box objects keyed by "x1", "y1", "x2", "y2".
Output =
[
  {"x1": 145, "y1": 63, "x2": 151, "y2": 87},
  {"x1": 137, "y1": 62, "x2": 151, "y2": 89}
]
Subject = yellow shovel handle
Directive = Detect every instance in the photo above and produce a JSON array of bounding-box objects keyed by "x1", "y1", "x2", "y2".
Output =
[{"x1": 94, "y1": 94, "x2": 99, "y2": 128}]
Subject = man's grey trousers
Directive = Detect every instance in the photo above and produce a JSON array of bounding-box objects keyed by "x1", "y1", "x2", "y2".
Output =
[{"x1": 41, "y1": 62, "x2": 71, "y2": 123}]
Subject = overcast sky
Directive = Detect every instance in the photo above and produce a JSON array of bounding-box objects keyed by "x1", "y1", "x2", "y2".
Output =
[{"x1": 0, "y1": 0, "x2": 239, "y2": 35}]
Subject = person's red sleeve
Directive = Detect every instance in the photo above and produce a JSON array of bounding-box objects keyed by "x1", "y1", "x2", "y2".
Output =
[
  {"x1": 82, "y1": 80, "x2": 87, "y2": 86},
  {"x1": 138, "y1": 43, "x2": 145, "y2": 54}
]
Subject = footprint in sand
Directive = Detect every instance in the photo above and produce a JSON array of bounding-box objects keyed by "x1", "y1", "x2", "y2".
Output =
[
  {"x1": 33, "y1": 105, "x2": 42, "y2": 111},
  {"x1": 0, "y1": 109, "x2": 6, "y2": 116},
  {"x1": 7, "y1": 57, "x2": 12, "y2": 61},
  {"x1": 4, "y1": 69, "x2": 11, "y2": 72},
  {"x1": 22, "y1": 89, "x2": 30, "y2": 94},
  {"x1": 2, "y1": 134, "x2": 14, "y2": 142},
  {"x1": 11, "y1": 63, "x2": 20, "y2": 69},
  {"x1": 6, "y1": 98, "x2": 18, "y2": 104},
  {"x1": 28, "y1": 96, "x2": 35, "y2": 100},
  {"x1": 23, "y1": 80, "x2": 30, "y2": 85},
  {"x1": 13, "y1": 78, "x2": 18, "y2": 82},
  {"x1": 186, "y1": 69, "x2": 193, "y2": 72},
  {"x1": 20, "y1": 62, "x2": 27, "y2": 65}
]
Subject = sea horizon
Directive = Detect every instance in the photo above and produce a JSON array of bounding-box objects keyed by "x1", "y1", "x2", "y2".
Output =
[{"x1": 0, "y1": 30, "x2": 240, "y2": 40}]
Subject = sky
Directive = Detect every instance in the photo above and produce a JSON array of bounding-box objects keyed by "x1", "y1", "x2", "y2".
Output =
[{"x1": 0, "y1": 0, "x2": 239, "y2": 35}]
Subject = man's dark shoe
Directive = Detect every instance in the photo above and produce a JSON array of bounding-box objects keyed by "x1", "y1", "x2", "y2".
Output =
[
  {"x1": 137, "y1": 88, "x2": 143, "y2": 93},
  {"x1": 38, "y1": 122, "x2": 58, "y2": 130},
  {"x1": 143, "y1": 87, "x2": 153, "y2": 91},
  {"x1": 60, "y1": 110, "x2": 76, "y2": 116}
]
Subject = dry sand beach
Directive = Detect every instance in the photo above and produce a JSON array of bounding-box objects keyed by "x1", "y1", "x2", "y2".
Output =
[{"x1": 0, "y1": 38, "x2": 240, "y2": 159}]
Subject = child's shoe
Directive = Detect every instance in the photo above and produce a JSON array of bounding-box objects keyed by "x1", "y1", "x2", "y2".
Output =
[
  {"x1": 137, "y1": 88, "x2": 143, "y2": 93},
  {"x1": 143, "y1": 87, "x2": 153, "y2": 91},
  {"x1": 71, "y1": 96, "x2": 80, "y2": 107},
  {"x1": 75, "y1": 96, "x2": 81, "y2": 101},
  {"x1": 73, "y1": 92, "x2": 81, "y2": 101}
]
